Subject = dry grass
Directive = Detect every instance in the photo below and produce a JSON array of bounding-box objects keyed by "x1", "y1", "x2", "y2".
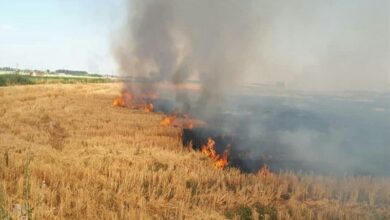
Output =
[{"x1": 0, "y1": 83, "x2": 389, "y2": 219}]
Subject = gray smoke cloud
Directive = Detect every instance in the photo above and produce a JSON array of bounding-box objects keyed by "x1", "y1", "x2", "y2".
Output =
[
  {"x1": 113, "y1": 0, "x2": 390, "y2": 175},
  {"x1": 246, "y1": 0, "x2": 390, "y2": 91},
  {"x1": 114, "y1": 0, "x2": 260, "y2": 116},
  {"x1": 114, "y1": 0, "x2": 389, "y2": 100}
]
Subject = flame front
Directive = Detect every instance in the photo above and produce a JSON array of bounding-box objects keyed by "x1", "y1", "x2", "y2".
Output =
[
  {"x1": 112, "y1": 92, "x2": 133, "y2": 107},
  {"x1": 113, "y1": 91, "x2": 227, "y2": 169},
  {"x1": 159, "y1": 113, "x2": 206, "y2": 129},
  {"x1": 201, "y1": 138, "x2": 229, "y2": 169},
  {"x1": 144, "y1": 103, "x2": 154, "y2": 113},
  {"x1": 214, "y1": 150, "x2": 228, "y2": 169},
  {"x1": 113, "y1": 91, "x2": 155, "y2": 113},
  {"x1": 160, "y1": 115, "x2": 177, "y2": 126}
]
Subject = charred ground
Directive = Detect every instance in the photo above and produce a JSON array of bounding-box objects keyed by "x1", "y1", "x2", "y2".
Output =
[{"x1": 153, "y1": 86, "x2": 390, "y2": 176}]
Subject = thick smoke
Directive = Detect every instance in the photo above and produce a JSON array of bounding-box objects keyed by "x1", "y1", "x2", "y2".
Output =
[
  {"x1": 115, "y1": 0, "x2": 260, "y2": 116},
  {"x1": 113, "y1": 0, "x2": 389, "y2": 175},
  {"x1": 115, "y1": 0, "x2": 389, "y2": 96}
]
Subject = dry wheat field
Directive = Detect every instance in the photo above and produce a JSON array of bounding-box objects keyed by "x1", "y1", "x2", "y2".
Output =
[{"x1": 0, "y1": 83, "x2": 389, "y2": 220}]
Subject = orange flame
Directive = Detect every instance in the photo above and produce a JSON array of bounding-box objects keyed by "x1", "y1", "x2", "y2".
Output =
[
  {"x1": 201, "y1": 138, "x2": 218, "y2": 158},
  {"x1": 112, "y1": 97, "x2": 125, "y2": 107},
  {"x1": 159, "y1": 113, "x2": 206, "y2": 129},
  {"x1": 160, "y1": 115, "x2": 177, "y2": 126},
  {"x1": 214, "y1": 150, "x2": 228, "y2": 169},
  {"x1": 144, "y1": 103, "x2": 154, "y2": 113},
  {"x1": 112, "y1": 92, "x2": 133, "y2": 107},
  {"x1": 201, "y1": 138, "x2": 229, "y2": 169},
  {"x1": 113, "y1": 91, "x2": 155, "y2": 113}
]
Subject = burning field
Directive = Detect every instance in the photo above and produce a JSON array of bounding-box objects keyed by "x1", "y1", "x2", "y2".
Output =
[
  {"x1": 110, "y1": 82, "x2": 390, "y2": 176},
  {"x1": 1, "y1": 83, "x2": 389, "y2": 219},
  {"x1": 110, "y1": 0, "x2": 390, "y2": 179},
  {"x1": 0, "y1": 0, "x2": 389, "y2": 218}
]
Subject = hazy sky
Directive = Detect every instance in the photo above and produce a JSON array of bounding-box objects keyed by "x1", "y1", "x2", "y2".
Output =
[
  {"x1": 0, "y1": 0, "x2": 123, "y2": 74},
  {"x1": 249, "y1": 0, "x2": 390, "y2": 91},
  {"x1": 0, "y1": 0, "x2": 389, "y2": 91}
]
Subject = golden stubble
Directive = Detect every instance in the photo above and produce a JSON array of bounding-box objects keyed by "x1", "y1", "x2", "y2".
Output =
[{"x1": 0, "y1": 83, "x2": 389, "y2": 220}]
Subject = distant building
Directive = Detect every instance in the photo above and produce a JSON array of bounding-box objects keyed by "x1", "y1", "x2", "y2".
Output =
[{"x1": 30, "y1": 70, "x2": 45, "y2": 77}]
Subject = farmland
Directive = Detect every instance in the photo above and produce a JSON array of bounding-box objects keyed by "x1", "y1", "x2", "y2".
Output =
[
  {"x1": 0, "y1": 84, "x2": 389, "y2": 219},
  {"x1": 0, "y1": 74, "x2": 112, "y2": 87}
]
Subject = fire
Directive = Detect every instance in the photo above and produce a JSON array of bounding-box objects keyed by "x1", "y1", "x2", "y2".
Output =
[
  {"x1": 112, "y1": 91, "x2": 155, "y2": 113},
  {"x1": 160, "y1": 115, "x2": 177, "y2": 126},
  {"x1": 201, "y1": 138, "x2": 229, "y2": 169},
  {"x1": 159, "y1": 113, "x2": 206, "y2": 129},
  {"x1": 144, "y1": 103, "x2": 154, "y2": 113},
  {"x1": 112, "y1": 92, "x2": 133, "y2": 107},
  {"x1": 201, "y1": 138, "x2": 218, "y2": 158},
  {"x1": 214, "y1": 150, "x2": 228, "y2": 169}
]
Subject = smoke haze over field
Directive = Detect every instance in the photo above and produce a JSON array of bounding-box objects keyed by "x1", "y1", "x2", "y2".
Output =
[
  {"x1": 113, "y1": 0, "x2": 390, "y2": 175},
  {"x1": 115, "y1": 0, "x2": 261, "y2": 115},
  {"x1": 252, "y1": 0, "x2": 390, "y2": 91},
  {"x1": 114, "y1": 0, "x2": 389, "y2": 92}
]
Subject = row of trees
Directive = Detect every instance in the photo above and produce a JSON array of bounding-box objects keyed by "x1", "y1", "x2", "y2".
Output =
[
  {"x1": 0, "y1": 67, "x2": 106, "y2": 78},
  {"x1": 0, "y1": 67, "x2": 17, "y2": 71},
  {"x1": 55, "y1": 69, "x2": 88, "y2": 76}
]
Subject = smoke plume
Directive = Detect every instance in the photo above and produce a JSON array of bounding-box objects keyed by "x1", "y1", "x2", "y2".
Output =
[
  {"x1": 114, "y1": 0, "x2": 389, "y2": 96},
  {"x1": 114, "y1": 0, "x2": 260, "y2": 116},
  {"x1": 113, "y1": 0, "x2": 389, "y2": 175}
]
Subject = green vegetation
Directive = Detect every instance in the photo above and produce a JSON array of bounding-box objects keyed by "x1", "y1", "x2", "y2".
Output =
[
  {"x1": 0, "y1": 74, "x2": 113, "y2": 87},
  {"x1": 224, "y1": 204, "x2": 278, "y2": 220},
  {"x1": 0, "y1": 183, "x2": 11, "y2": 220},
  {"x1": 55, "y1": 69, "x2": 88, "y2": 76},
  {"x1": 225, "y1": 205, "x2": 253, "y2": 220},
  {"x1": 256, "y1": 203, "x2": 277, "y2": 220}
]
